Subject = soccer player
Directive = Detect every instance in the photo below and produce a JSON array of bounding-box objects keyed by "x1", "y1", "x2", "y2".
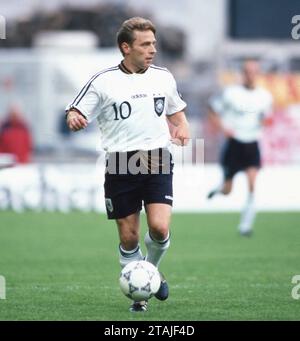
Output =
[
  {"x1": 65, "y1": 17, "x2": 190, "y2": 312},
  {"x1": 207, "y1": 59, "x2": 273, "y2": 236}
]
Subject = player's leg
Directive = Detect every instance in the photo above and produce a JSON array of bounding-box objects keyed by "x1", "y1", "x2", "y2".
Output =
[
  {"x1": 221, "y1": 179, "x2": 233, "y2": 195},
  {"x1": 114, "y1": 207, "x2": 147, "y2": 312},
  {"x1": 208, "y1": 178, "x2": 233, "y2": 198},
  {"x1": 238, "y1": 167, "x2": 258, "y2": 236},
  {"x1": 144, "y1": 203, "x2": 171, "y2": 301},
  {"x1": 208, "y1": 169, "x2": 235, "y2": 199},
  {"x1": 246, "y1": 166, "x2": 257, "y2": 194},
  {"x1": 104, "y1": 163, "x2": 144, "y2": 268},
  {"x1": 116, "y1": 212, "x2": 148, "y2": 313},
  {"x1": 208, "y1": 138, "x2": 236, "y2": 199},
  {"x1": 238, "y1": 140, "x2": 261, "y2": 236},
  {"x1": 116, "y1": 212, "x2": 144, "y2": 268},
  {"x1": 143, "y1": 148, "x2": 172, "y2": 267},
  {"x1": 142, "y1": 148, "x2": 173, "y2": 301},
  {"x1": 144, "y1": 203, "x2": 171, "y2": 267},
  {"x1": 104, "y1": 153, "x2": 146, "y2": 312}
]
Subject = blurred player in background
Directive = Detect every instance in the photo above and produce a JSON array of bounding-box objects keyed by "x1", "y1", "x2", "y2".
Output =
[
  {"x1": 65, "y1": 17, "x2": 190, "y2": 312},
  {"x1": 207, "y1": 60, "x2": 273, "y2": 236}
]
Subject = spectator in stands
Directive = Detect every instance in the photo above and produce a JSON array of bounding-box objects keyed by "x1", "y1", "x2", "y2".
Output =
[{"x1": 0, "y1": 105, "x2": 33, "y2": 163}]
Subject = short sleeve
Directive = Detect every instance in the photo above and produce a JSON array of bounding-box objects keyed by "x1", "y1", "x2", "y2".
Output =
[
  {"x1": 66, "y1": 83, "x2": 100, "y2": 123},
  {"x1": 166, "y1": 74, "x2": 187, "y2": 115}
]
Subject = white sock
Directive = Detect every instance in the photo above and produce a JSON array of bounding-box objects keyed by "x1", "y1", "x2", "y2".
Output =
[
  {"x1": 144, "y1": 231, "x2": 170, "y2": 267},
  {"x1": 239, "y1": 192, "x2": 256, "y2": 233},
  {"x1": 118, "y1": 244, "x2": 143, "y2": 269}
]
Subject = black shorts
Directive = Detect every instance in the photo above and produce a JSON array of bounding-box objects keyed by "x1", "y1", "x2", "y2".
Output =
[
  {"x1": 221, "y1": 138, "x2": 261, "y2": 180},
  {"x1": 104, "y1": 148, "x2": 174, "y2": 219}
]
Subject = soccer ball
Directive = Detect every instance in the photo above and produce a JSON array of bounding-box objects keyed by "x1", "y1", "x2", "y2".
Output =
[{"x1": 119, "y1": 260, "x2": 161, "y2": 301}]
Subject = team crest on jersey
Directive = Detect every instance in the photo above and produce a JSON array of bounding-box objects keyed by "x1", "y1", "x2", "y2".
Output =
[
  {"x1": 105, "y1": 198, "x2": 113, "y2": 212},
  {"x1": 154, "y1": 97, "x2": 165, "y2": 116}
]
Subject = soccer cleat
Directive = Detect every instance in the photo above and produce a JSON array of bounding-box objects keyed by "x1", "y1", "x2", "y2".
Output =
[
  {"x1": 207, "y1": 189, "x2": 217, "y2": 199},
  {"x1": 239, "y1": 229, "x2": 253, "y2": 237},
  {"x1": 154, "y1": 272, "x2": 169, "y2": 301},
  {"x1": 129, "y1": 300, "x2": 148, "y2": 312}
]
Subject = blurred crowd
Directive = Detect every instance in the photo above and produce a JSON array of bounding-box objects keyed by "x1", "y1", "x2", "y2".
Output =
[
  {"x1": 0, "y1": 3, "x2": 300, "y2": 166},
  {"x1": 0, "y1": 105, "x2": 32, "y2": 165},
  {"x1": 0, "y1": 4, "x2": 186, "y2": 59}
]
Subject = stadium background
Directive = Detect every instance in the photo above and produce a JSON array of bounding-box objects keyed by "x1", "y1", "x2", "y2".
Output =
[{"x1": 0, "y1": 0, "x2": 299, "y2": 321}]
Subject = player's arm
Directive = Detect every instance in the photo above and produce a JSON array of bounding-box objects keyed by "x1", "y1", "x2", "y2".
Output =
[
  {"x1": 208, "y1": 107, "x2": 222, "y2": 130},
  {"x1": 167, "y1": 111, "x2": 190, "y2": 146},
  {"x1": 66, "y1": 108, "x2": 88, "y2": 132},
  {"x1": 66, "y1": 82, "x2": 100, "y2": 132},
  {"x1": 208, "y1": 90, "x2": 234, "y2": 138},
  {"x1": 208, "y1": 106, "x2": 234, "y2": 138}
]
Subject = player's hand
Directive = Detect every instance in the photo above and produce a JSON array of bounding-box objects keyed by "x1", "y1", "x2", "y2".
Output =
[
  {"x1": 171, "y1": 122, "x2": 190, "y2": 146},
  {"x1": 66, "y1": 110, "x2": 88, "y2": 131}
]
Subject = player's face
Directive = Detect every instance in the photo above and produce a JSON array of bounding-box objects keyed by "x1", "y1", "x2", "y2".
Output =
[
  {"x1": 126, "y1": 30, "x2": 157, "y2": 71},
  {"x1": 243, "y1": 61, "x2": 259, "y2": 88}
]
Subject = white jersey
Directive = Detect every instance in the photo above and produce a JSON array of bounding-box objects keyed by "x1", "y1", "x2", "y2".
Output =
[
  {"x1": 66, "y1": 63, "x2": 186, "y2": 152},
  {"x1": 210, "y1": 84, "x2": 273, "y2": 143}
]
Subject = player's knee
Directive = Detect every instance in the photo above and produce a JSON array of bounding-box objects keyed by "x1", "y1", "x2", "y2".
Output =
[{"x1": 148, "y1": 222, "x2": 169, "y2": 241}]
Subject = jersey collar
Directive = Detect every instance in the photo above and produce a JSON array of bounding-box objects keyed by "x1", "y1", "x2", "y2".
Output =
[{"x1": 119, "y1": 61, "x2": 148, "y2": 74}]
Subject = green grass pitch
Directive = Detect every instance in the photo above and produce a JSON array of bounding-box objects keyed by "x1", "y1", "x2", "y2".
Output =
[{"x1": 0, "y1": 211, "x2": 299, "y2": 321}]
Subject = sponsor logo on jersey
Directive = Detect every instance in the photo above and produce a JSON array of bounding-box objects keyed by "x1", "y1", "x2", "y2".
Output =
[
  {"x1": 154, "y1": 97, "x2": 165, "y2": 116},
  {"x1": 105, "y1": 198, "x2": 114, "y2": 212},
  {"x1": 131, "y1": 93, "x2": 147, "y2": 99}
]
